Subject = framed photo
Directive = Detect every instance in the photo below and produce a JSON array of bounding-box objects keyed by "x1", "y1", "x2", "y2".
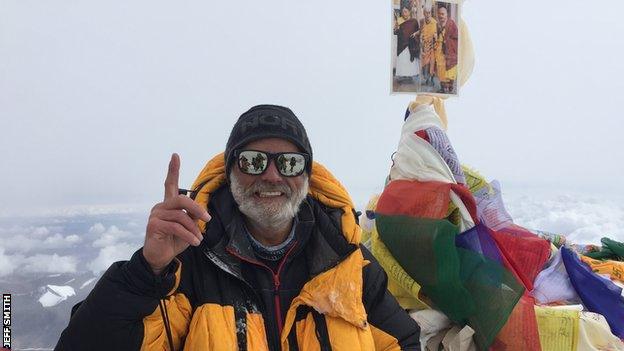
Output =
[{"x1": 391, "y1": 0, "x2": 461, "y2": 96}]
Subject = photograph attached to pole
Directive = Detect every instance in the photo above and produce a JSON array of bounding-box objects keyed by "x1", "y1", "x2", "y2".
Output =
[{"x1": 391, "y1": 0, "x2": 461, "y2": 96}]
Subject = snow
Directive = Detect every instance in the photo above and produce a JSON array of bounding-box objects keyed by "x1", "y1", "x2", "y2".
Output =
[
  {"x1": 80, "y1": 277, "x2": 97, "y2": 290},
  {"x1": 38, "y1": 285, "x2": 76, "y2": 307},
  {"x1": 504, "y1": 192, "x2": 624, "y2": 244}
]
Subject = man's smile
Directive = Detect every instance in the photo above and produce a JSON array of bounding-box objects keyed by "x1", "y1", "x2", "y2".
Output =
[{"x1": 254, "y1": 191, "x2": 285, "y2": 199}]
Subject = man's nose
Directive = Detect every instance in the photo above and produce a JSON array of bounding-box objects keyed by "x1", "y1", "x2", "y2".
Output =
[{"x1": 261, "y1": 160, "x2": 283, "y2": 182}]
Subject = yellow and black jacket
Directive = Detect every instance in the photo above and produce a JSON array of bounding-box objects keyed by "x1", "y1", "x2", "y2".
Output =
[{"x1": 55, "y1": 155, "x2": 420, "y2": 350}]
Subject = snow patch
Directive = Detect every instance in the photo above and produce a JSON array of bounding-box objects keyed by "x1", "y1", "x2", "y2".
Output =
[
  {"x1": 38, "y1": 285, "x2": 76, "y2": 307},
  {"x1": 80, "y1": 277, "x2": 97, "y2": 289}
]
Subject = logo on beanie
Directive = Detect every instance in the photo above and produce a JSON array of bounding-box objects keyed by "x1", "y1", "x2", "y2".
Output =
[{"x1": 240, "y1": 114, "x2": 303, "y2": 137}]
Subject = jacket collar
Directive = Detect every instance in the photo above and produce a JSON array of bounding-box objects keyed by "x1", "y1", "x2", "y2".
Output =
[{"x1": 202, "y1": 185, "x2": 356, "y2": 280}]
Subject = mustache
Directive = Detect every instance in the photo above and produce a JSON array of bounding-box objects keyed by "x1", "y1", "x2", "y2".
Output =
[{"x1": 245, "y1": 181, "x2": 292, "y2": 197}]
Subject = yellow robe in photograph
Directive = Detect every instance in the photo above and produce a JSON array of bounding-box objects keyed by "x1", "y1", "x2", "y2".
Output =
[{"x1": 420, "y1": 18, "x2": 437, "y2": 73}]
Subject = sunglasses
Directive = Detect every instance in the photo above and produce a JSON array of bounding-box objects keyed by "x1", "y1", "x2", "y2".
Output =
[{"x1": 234, "y1": 150, "x2": 309, "y2": 177}]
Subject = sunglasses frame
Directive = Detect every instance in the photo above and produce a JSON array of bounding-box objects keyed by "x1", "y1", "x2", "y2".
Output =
[{"x1": 234, "y1": 149, "x2": 310, "y2": 177}]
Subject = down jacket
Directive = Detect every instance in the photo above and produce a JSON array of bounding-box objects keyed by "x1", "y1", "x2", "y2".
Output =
[{"x1": 55, "y1": 154, "x2": 420, "y2": 350}]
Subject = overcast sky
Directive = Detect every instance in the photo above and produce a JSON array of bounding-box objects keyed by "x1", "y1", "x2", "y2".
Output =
[{"x1": 1, "y1": 0, "x2": 623, "y2": 215}]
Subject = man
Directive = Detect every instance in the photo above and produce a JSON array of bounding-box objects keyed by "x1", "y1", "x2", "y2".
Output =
[
  {"x1": 434, "y1": 4, "x2": 458, "y2": 94},
  {"x1": 409, "y1": 0, "x2": 424, "y2": 25},
  {"x1": 419, "y1": 3, "x2": 437, "y2": 87},
  {"x1": 55, "y1": 105, "x2": 421, "y2": 350},
  {"x1": 394, "y1": 7, "x2": 420, "y2": 83}
]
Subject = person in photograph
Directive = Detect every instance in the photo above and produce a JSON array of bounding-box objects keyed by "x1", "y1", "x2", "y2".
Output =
[
  {"x1": 409, "y1": 0, "x2": 425, "y2": 25},
  {"x1": 420, "y1": 2, "x2": 437, "y2": 87},
  {"x1": 434, "y1": 3, "x2": 458, "y2": 93},
  {"x1": 394, "y1": 7, "x2": 421, "y2": 83}
]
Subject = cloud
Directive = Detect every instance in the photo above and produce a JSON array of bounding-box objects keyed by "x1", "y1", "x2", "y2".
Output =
[
  {"x1": 87, "y1": 242, "x2": 139, "y2": 274},
  {"x1": 88, "y1": 223, "x2": 106, "y2": 234},
  {"x1": 21, "y1": 254, "x2": 78, "y2": 274},
  {"x1": 504, "y1": 193, "x2": 624, "y2": 245},
  {"x1": 50, "y1": 204, "x2": 150, "y2": 218},
  {"x1": 66, "y1": 234, "x2": 81, "y2": 242},
  {"x1": 43, "y1": 233, "x2": 81, "y2": 246},
  {"x1": 31, "y1": 226, "x2": 51, "y2": 238},
  {"x1": 126, "y1": 220, "x2": 142, "y2": 228},
  {"x1": 0, "y1": 219, "x2": 144, "y2": 276},
  {"x1": 0, "y1": 224, "x2": 51, "y2": 237},
  {"x1": 0, "y1": 248, "x2": 18, "y2": 277},
  {"x1": 0, "y1": 250, "x2": 78, "y2": 276},
  {"x1": 1, "y1": 234, "x2": 38, "y2": 252},
  {"x1": 0, "y1": 215, "x2": 151, "y2": 279},
  {"x1": 86, "y1": 223, "x2": 144, "y2": 273},
  {"x1": 2, "y1": 232, "x2": 82, "y2": 253},
  {"x1": 92, "y1": 225, "x2": 138, "y2": 248},
  {"x1": 0, "y1": 204, "x2": 151, "y2": 219}
]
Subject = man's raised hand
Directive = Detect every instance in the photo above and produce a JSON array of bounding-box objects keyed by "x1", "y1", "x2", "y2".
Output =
[{"x1": 143, "y1": 153, "x2": 210, "y2": 275}]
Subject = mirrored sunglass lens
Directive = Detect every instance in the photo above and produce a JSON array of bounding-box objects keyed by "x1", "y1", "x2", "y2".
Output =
[
  {"x1": 276, "y1": 155, "x2": 287, "y2": 173},
  {"x1": 280, "y1": 154, "x2": 306, "y2": 176},
  {"x1": 239, "y1": 151, "x2": 267, "y2": 174}
]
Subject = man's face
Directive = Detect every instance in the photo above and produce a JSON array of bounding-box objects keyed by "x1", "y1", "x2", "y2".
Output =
[
  {"x1": 230, "y1": 138, "x2": 309, "y2": 230},
  {"x1": 424, "y1": 10, "x2": 431, "y2": 21},
  {"x1": 437, "y1": 7, "x2": 447, "y2": 26}
]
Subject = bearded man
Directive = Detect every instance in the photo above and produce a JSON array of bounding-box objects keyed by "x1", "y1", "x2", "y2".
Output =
[
  {"x1": 434, "y1": 4, "x2": 458, "y2": 94},
  {"x1": 55, "y1": 105, "x2": 421, "y2": 350}
]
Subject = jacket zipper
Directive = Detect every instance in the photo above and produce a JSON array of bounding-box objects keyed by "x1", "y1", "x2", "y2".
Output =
[
  {"x1": 226, "y1": 242, "x2": 298, "y2": 337},
  {"x1": 271, "y1": 242, "x2": 297, "y2": 333},
  {"x1": 209, "y1": 242, "x2": 360, "y2": 351}
]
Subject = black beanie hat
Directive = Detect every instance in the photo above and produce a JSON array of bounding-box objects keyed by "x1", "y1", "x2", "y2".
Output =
[{"x1": 225, "y1": 105, "x2": 313, "y2": 177}]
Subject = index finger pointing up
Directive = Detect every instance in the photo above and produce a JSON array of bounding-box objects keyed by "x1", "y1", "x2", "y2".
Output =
[{"x1": 164, "y1": 153, "x2": 180, "y2": 200}]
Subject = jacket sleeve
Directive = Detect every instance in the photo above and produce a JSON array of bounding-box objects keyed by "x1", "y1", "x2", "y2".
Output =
[
  {"x1": 55, "y1": 248, "x2": 192, "y2": 351},
  {"x1": 361, "y1": 245, "x2": 421, "y2": 351}
]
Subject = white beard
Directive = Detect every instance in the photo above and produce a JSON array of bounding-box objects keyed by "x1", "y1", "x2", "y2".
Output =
[{"x1": 230, "y1": 172, "x2": 309, "y2": 232}]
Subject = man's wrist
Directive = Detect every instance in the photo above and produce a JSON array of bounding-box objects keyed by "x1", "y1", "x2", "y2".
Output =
[
  {"x1": 141, "y1": 251, "x2": 170, "y2": 276},
  {"x1": 126, "y1": 249, "x2": 177, "y2": 298},
  {"x1": 151, "y1": 259, "x2": 179, "y2": 279}
]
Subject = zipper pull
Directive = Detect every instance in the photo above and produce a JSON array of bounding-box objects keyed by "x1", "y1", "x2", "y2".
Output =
[{"x1": 273, "y1": 275, "x2": 281, "y2": 294}]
